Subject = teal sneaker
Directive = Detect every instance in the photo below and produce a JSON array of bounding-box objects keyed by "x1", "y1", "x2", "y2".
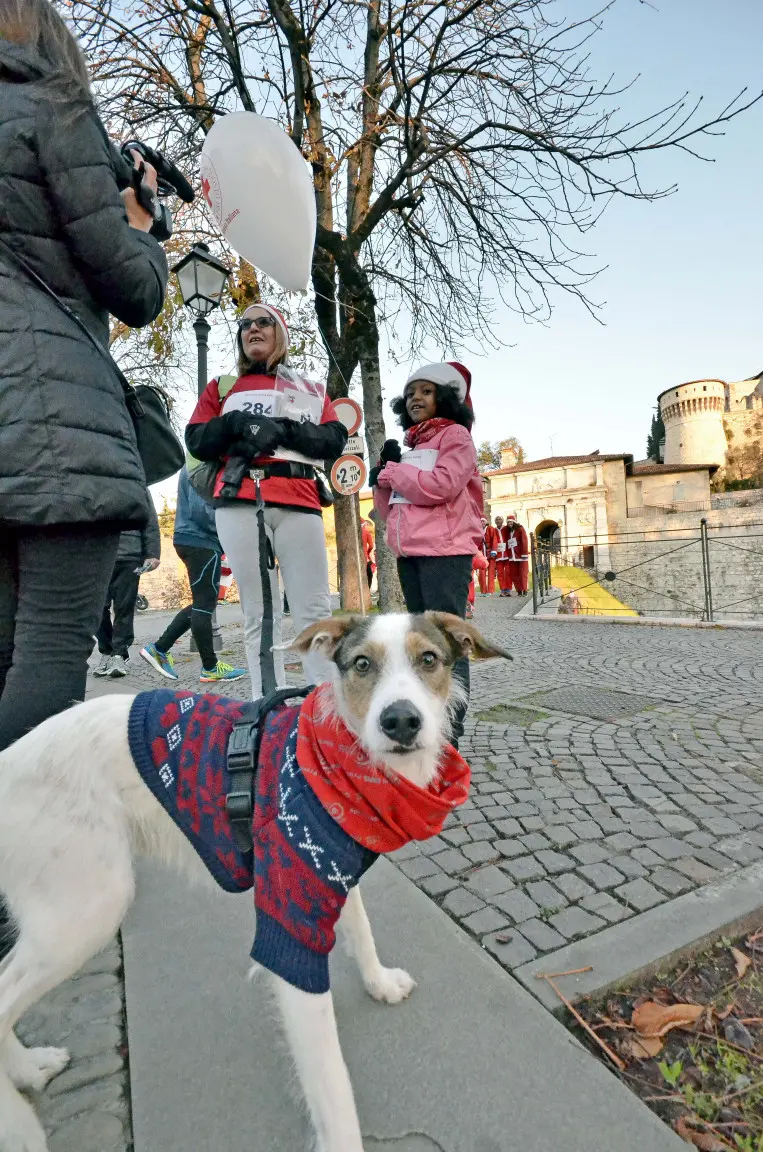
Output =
[
  {"x1": 139, "y1": 643, "x2": 178, "y2": 681},
  {"x1": 199, "y1": 661, "x2": 247, "y2": 683}
]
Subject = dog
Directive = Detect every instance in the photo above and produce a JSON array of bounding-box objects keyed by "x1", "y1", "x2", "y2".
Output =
[{"x1": 0, "y1": 611, "x2": 508, "y2": 1152}]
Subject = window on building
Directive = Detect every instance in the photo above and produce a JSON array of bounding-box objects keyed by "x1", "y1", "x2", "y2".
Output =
[{"x1": 582, "y1": 546, "x2": 595, "y2": 568}]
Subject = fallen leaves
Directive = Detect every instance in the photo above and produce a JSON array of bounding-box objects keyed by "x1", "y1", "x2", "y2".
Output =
[
  {"x1": 625, "y1": 1033, "x2": 664, "y2": 1060},
  {"x1": 632, "y1": 1001, "x2": 704, "y2": 1038},
  {"x1": 732, "y1": 947, "x2": 752, "y2": 979},
  {"x1": 674, "y1": 1116, "x2": 727, "y2": 1151}
]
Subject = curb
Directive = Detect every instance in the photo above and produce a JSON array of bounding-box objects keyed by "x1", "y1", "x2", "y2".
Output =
[
  {"x1": 514, "y1": 606, "x2": 763, "y2": 631},
  {"x1": 514, "y1": 861, "x2": 763, "y2": 1012}
]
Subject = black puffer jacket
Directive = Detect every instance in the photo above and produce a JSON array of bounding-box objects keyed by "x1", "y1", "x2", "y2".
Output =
[{"x1": 0, "y1": 42, "x2": 168, "y2": 529}]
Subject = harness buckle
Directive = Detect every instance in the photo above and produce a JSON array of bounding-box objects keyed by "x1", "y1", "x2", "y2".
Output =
[
  {"x1": 226, "y1": 721, "x2": 259, "y2": 852},
  {"x1": 250, "y1": 468, "x2": 265, "y2": 481}
]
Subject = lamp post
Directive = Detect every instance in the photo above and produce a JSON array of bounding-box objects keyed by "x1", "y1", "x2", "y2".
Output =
[
  {"x1": 171, "y1": 242, "x2": 231, "y2": 397},
  {"x1": 172, "y1": 242, "x2": 232, "y2": 652}
]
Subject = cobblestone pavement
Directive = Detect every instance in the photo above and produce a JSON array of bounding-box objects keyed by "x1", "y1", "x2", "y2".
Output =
[
  {"x1": 395, "y1": 596, "x2": 763, "y2": 971},
  {"x1": 20, "y1": 598, "x2": 763, "y2": 1144}
]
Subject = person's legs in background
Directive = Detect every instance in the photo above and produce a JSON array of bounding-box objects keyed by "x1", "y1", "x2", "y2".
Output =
[
  {"x1": 216, "y1": 505, "x2": 283, "y2": 698},
  {"x1": 496, "y1": 560, "x2": 511, "y2": 596},
  {"x1": 152, "y1": 547, "x2": 220, "y2": 669},
  {"x1": 107, "y1": 560, "x2": 141, "y2": 675},
  {"x1": 0, "y1": 525, "x2": 120, "y2": 752},
  {"x1": 397, "y1": 554, "x2": 473, "y2": 747},
  {"x1": 272, "y1": 509, "x2": 332, "y2": 687}
]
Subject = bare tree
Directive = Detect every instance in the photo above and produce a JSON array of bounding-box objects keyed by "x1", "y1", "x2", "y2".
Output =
[{"x1": 69, "y1": 0, "x2": 761, "y2": 608}]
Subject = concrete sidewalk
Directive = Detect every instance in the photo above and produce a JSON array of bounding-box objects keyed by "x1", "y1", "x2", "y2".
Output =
[{"x1": 122, "y1": 857, "x2": 682, "y2": 1152}]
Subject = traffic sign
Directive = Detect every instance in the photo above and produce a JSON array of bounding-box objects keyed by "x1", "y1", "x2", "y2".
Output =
[
  {"x1": 333, "y1": 397, "x2": 363, "y2": 436},
  {"x1": 330, "y1": 453, "x2": 367, "y2": 495},
  {"x1": 345, "y1": 435, "x2": 364, "y2": 456}
]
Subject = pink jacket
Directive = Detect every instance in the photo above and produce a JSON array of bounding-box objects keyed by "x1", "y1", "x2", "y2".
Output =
[{"x1": 373, "y1": 424, "x2": 483, "y2": 558}]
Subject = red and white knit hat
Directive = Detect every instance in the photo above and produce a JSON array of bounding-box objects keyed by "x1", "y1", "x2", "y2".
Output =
[
  {"x1": 243, "y1": 303, "x2": 289, "y2": 342},
  {"x1": 405, "y1": 361, "x2": 472, "y2": 407}
]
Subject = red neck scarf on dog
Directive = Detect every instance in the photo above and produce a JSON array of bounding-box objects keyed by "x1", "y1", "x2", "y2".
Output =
[
  {"x1": 404, "y1": 417, "x2": 454, "y2": 449},
  {"x1": 296, "y1": 685, "x2": 471, "y2": 853}
]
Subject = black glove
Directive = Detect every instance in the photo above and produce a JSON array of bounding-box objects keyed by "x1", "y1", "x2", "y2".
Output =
[
  {"x1": 229, "y1": 415, "x2": 282, "y2": 458},
  {"x1": 380, "y1": 438, "x2": 402, "y2": 464},
  {"x1": 368, "y1": 464, "x2": 382, "y2": 488}
]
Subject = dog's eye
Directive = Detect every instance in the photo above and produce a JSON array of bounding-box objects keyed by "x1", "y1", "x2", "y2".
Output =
[
  {"x1": 420, "y1": 651, "x2": 439, "y2": 668},
  {"x1": 353, "y1": 655, "x2": 371, "y2": 674}
]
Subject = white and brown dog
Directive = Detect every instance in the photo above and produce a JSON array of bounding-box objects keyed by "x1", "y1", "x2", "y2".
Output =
[{"x1": 0, "y1": 611, "x2": 508, "y2": 1152}]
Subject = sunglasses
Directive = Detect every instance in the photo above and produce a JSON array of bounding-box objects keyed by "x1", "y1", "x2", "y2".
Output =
[{"x1": 238, "y1": 315, "x2": 276, "y2": 332}]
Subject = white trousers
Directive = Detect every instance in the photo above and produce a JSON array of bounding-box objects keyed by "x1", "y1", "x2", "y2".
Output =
[{"x1": 215, "y1": 504, "x2": 332, "y2": 698}]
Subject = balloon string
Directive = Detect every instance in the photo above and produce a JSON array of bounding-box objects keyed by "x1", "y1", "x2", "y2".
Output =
[{"x1": 320, "y1": 326, "x2": 384, "y2": 464}]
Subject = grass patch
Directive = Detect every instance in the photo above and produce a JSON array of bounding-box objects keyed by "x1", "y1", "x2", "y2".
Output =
[
  {"x1": 547, "y1": 564, "x2": 638, "y2": 617},
  {"x1": 476, "y1": 703, "x2": 549, "y2": 727},
  {"x1": 574, "y1": 925, "x2": 763, "y2": 1150}
]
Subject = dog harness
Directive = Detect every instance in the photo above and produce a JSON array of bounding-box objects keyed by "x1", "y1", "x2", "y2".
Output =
[{"x1": 127, "y1": 686, "x2": 470, "y2": 994}]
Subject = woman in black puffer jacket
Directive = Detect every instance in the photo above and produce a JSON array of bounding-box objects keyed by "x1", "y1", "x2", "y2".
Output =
[{"x1": 0, "y1": 0, "x2": 168, "y2": 751}]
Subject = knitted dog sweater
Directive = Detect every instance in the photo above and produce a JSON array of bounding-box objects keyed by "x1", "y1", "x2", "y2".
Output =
[{"x1": 128, "y1": 690, "x2": 376, "y2": 993}]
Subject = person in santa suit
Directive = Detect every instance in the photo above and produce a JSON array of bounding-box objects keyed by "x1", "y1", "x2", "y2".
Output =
[
  {"x1": 494, "y1": 514, "x2": 511, "y2": 595},
  {"x1": 361, "y1": 518, "x2": 376, "y2": 588},
  {"x1": 503, "y1": 512, "x2": 530, "y2": 595},
  {"x1": 481, "y1": 516, "x2": 501, "y2": 594}
]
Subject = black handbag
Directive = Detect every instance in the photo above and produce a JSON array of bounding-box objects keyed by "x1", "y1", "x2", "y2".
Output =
[{"x1": 0, "y1": 238, "x2": 185, "y2": 485}]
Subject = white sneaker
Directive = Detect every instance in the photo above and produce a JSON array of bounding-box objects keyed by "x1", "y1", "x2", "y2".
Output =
[
  {"x1": 93, "y1": 656, "x2": 112, "y2": 677},
  {"x1": 108, "y1": 655, "x2": 128, "y2": 678}
]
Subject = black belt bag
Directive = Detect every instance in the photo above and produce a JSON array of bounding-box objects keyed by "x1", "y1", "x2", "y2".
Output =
[{"x1": 250, "y1": 462, "x2": 316, "y2": 480}]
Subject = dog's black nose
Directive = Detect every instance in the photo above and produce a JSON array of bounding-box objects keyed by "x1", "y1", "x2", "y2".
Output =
[{"x1": 379, "y1": 701, "x2": 423, "y2": 746}]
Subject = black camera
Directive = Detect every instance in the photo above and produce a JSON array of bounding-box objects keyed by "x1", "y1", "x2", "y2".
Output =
[{"x1": 111, "y1": 140, "x2": 195, "y2": 242}]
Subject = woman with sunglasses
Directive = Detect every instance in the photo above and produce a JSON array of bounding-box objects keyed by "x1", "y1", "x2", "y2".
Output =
[{"x1": 185, "y1": 304, "x2": 347, "y2": 697}]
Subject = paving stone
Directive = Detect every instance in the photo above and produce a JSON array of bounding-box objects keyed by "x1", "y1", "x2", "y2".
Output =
[
  {"x1": 418, "y1": 835, "x2": 449, "y2": 856},
  {"x1": 604, "y1": 832, "x2": 639, "y2": 852},
  {"x1": 669, "y1": 857, "x2": 720, "y2": 886},
  {"x1": 526, "y1": 880, "x2": 568, "y2": 913},
  {"x1": 492, "y1": 818, "x2": 523, "y2": 838},
  {"x1": 534, "y1": 849, "x2": 575, "y2": 875},
  {"x1": 693, "y1": 846, "x2": 738, "y2": 872},
  {"x1": 46, "y1": 1051, "x2": 125, "y2": 1097},
  {"x1": 553, "y1": 872, "x2": 596, "y2": 902},
  {"x1": 579, "y1": 892, "x2": 632, "y2": 923},
  {"x1": 657, "y1": 814, "x2": 698, "y2": 834},
  {"x1": 440, "y1": 826, "x2": 471, "y2": 847},
  {"x1": 38, "y1": 1074, "x2": 124, "y2": 1126},
  {"x1": 649, "y1": 866, "x2": 693, "y2": 895},
  {"x1": 499, "y1": 855, "x2": 546, "y2": 882},
  {"x1": 716, "y1": 838, "x2": 763, "y2": 865},
  {"x1": 609, "y1": 854, "x2": 646, "y2": 879},
  {"x1": 482, "y1": 929, "x2": 537, "y2": 968},
  {"x1": 703, "y1": 816, "x2": 743, "y2": 836},
  {"x1": 520, "y1": 832, "x2": 551, "y2": 852},
  {"x1": 576, "y1": 863, "x2": 624, "y2": 890},
  {"x1": 568, "y1": 842, "x2": 609, "y2": 866},
  {"x1": 491, "y1": 889, "x2": 540, "y2": 924},
  {"x1": 468, "y1": 823, "x2": 498, "y2": 842},
  {"x1": 549, "y1": 906, "x2": 606, "y2": 940},
  {"x1": 419, "y1": 873, "x2": 459, "y2": 897},
  {"x1": 543, "y1": 826, "x2": 579, "y2": 848},
  {"x1": 462, "y1": 841, "x2": 500, "y2": 864},
  {"x1": 398, "y1": 855, "x2": 443, "y2": 881},
  {"x1": 615, "y1": 877, "x2": 666, "y2": 911},
  {"x1": 493, "y1": 839, "x2": 525, "y2": 859},
  {"x1": 519, "y1": 816, "x2": 545, "y2": 832},
  {"x1": 391, "y1": 842, "x2": 421, "y2": 862},
  {"x1": 63, "y1": 1022, "x2": 122, "y2": 1062},
  {"x1": 567, "y1": 820, "x2": 603, "y2": 840},
  {"x1": 505, "y1": 803, "x2": 538, "y2": 819},
  {"x1": 47, "y1": 1111, "x2": 126, "y2": 1152},
  {"x1": 465, "y1": 864, "x2": 515, "y2": 898},
  {"x1": 517, "y1": 918, "x2": 567, "y2": 952},
  {"x1": 630, "y1": 846, "x2": 663, "y2": 867},
  {"x1": 442, "y1": 888, "x2": 486, "y2": 918},
  {"x1": 462, "y1": 906, "x2": 511, "y2": 936},
  {"x1": 430, "y1": 848, "x2": 472, "y2": 874}
]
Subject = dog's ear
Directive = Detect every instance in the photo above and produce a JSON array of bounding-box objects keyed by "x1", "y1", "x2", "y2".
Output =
[
  {"x1": 289, "y1": 615, "x2": 364, "y2": 661},
  {"x1": 425, "y1": 612, "x2": 512, "y2": 661}
]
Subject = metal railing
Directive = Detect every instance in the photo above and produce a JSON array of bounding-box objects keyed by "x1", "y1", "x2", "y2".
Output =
[{"x1": 530, "y1": 519, "x2": 763, "y2": 622}]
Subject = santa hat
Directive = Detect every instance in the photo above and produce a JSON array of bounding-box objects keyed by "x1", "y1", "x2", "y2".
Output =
[
  {"x1": 242, "y1": 303, "x2": 289, "y2": 342},
  {"x1": 405, "y1": 361, "x2": 472, "y2": 408},
  {"x1": 506, "y1": 512, "x2": 517, "y2": 521}
]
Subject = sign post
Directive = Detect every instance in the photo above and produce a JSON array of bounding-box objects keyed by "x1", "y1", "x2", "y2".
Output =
[{"x1": 331, "y1": 398, "x2": 369, "y2": 613}]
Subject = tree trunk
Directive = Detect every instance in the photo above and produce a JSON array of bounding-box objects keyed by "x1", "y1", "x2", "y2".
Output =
[
  {"x1": 357, "y1": 313, "x2": 404, "y2": 612},
  {"x1": 334, "y1": 495, "x2": 371, "y2": 611}
]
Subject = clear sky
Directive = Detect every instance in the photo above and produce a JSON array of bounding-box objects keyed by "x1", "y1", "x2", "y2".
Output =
[{"x1": 153, "y1": 0, "x2": 763, "y2": 504}]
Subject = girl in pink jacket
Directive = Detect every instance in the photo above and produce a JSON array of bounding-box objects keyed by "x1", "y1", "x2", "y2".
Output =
[{"x1": 371, "y1": 361, "x2": 483, "y2": 746}]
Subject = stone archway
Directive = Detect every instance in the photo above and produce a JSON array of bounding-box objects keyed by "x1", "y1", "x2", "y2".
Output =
[{"x1": 535, "y1": 519, "x2": 561, "y2": 553}]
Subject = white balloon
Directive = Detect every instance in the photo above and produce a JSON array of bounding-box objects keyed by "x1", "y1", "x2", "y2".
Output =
[{"x1": 200, "y1": 113, "x2": 316, "y2": 293}]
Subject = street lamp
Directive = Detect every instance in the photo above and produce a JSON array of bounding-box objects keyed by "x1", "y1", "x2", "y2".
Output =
[
  {"x1": 172, "y1": 242, "x2": 231, "y2": 396},
  {"x1": 172, "y1": 242, "x2": 232, "y2": 655}
]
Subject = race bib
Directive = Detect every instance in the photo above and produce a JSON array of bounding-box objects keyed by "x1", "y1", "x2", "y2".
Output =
[
  {"x1": 222, "y1": 389, "x2": 279, "y2": 419},
  {"x1": 389, "y1": 448, "x2": 439, "y2": 505}
]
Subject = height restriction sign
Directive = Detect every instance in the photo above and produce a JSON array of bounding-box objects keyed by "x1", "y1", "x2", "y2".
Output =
[{"x1": 330, "y1": 453, "x2": 367, "y2": 496}]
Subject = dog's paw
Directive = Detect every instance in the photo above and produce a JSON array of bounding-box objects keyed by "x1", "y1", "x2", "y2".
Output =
[
  {"x1": 8, "y1": 1047, "x2": 70, "y2": 1093},
  {"x1": 364, "y1": 966, "x2": 416, "y2": 1004}
]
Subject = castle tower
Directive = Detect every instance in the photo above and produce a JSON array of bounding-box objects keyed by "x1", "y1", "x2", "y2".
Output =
[{"x1": 658, "y1": 379, "x2": 728, "y2": 467}]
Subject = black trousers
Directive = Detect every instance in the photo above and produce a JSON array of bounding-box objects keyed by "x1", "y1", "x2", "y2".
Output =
[
  {"x1": 155, "y1": 546, "x2": 221, "y2": 669},
  {"x1": 96, "y1": 559, "x2": 141, "y2": 658},
  {"x1": 0, "y1": 524, "x2": 120, "y2": 751},
  {"x1": 0, "y1": 523, "x2": 120, "y2": 959},
  {"x1": 396, "y1": 554, "x2": 473, "y2": 745}
]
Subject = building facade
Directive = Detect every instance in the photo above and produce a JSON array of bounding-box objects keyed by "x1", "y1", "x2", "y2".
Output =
[{"x1": 658, "y1": 371, "x2": 763, "y2": 481}]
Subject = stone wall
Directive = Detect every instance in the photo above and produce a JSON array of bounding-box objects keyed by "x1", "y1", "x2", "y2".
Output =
[{"x1": 604, "y1": 506, "x2": 763, "y2": 620}]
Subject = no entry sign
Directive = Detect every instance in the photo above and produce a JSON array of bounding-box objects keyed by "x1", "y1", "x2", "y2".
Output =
[{"x1": 333, "y1": 397, "x2": 363, "y2": 437}]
